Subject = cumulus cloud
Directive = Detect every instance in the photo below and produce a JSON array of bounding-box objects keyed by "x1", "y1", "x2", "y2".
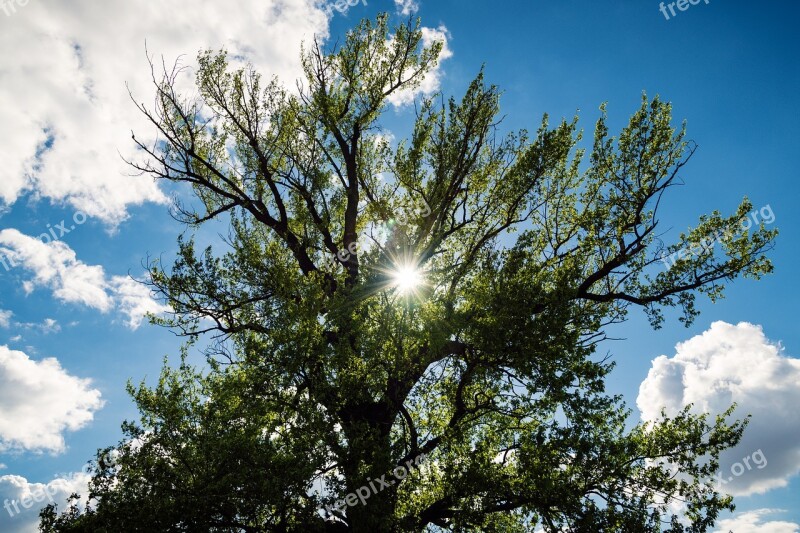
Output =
[
  {"x1": 0, "y1": 346, "x2": 103, "y2": 454},
  {"x1": 637, "y1": 321, "x2": 800, "y2": 496},
  {"x1": 713, "y1": 509, "x2": 799, "y2": 533},
  {"x1": 0, "y1": 472, "x2": 91, "y2": 533},
  {"x1": 0, "y1": 229, "x2": 167, "y2": 329}
]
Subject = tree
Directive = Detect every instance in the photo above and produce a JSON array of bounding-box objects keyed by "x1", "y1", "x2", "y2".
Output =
[{"x1": 40, "y1": 14, "x2": 777, "y2": 533}]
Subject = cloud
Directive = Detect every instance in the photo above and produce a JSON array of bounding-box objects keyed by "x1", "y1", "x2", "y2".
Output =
[
  {"x1": 0, "y1": 229, "x2": 112, "y2": 311},
  {"x1": 0, "y1": 472, "x2": 91, "y2": 533},
  {"x1": 637, "y1": 321, "x2": 800, "y2": 496},
  {"x1": 394, "y1": 0, "x2": 420, "y2": 16},
  {"x1": 0, "y1": 229, "x2": 167, "y2": 329},
  {"x1": 713, "y1": 509, "x2": 799, "y2": 533},
  {"x1": 39, "y1": 319, "x2": 60, "y2": 334},
  {"x1": 0, "y1": 0, "x2": 333, "y2": 224},
  {"x1": 0, "y1": 310, "x2": 11, "y2": 328},
  {"x1": 16, "y1": 319, "x2": 61, "y2": 336},
  {"x1": 109, "y1": 275, "x2": 170, "y2": 329},
  {"x1": 0, "y1": 346, "x2": 103, "y2": 454},
  {"x1": 386, "y1": 24, "x2": 453, "y2": 107}
]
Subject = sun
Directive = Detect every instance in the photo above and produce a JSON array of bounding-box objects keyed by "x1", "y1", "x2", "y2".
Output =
[{"x1": 391, "y1": 264, "x2": 423, "y2": 294}]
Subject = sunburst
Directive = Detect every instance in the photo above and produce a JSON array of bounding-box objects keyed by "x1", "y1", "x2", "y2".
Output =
[{"x1": 391, "y1": 263, "x2": 424, "y2": 294}]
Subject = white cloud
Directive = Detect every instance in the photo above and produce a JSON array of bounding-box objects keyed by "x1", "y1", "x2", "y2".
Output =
[
  {"x1": 39, "y1": 319, "x2": 60, "y2": 334},
  {"x1": 0, "y1": 472, "x2": 91, "y2": 533},
  {"x1": 0, "y1": 346, "x2": 103, "y2": 454},
  {"x1": 637, "y1": 321, "x2": 800, "y2": 496},
  {"x1": 0, "y1": 310, "x2": 11, "y2": 328},
  {"x1": 109, "y1": 275, "x2": 170, "y2": 329},
  {"x1": 387, "y1": 25, "x2": 453, "y2": 107},
  {"x1": 394, "y1": 0, "x2": 420, "y2": 16},
  {"x1": 0, "y1": 0, "x2": 333, "y2": 224},
  {"x1": 0, "y1": 229, "x2": 112, "y2": 311},
  {"x1": 713, "y1": 509, "x2": 799, "y2": 533},
  {"x1": 0, "y1": 229, "x2": 166, "y2": 329}
]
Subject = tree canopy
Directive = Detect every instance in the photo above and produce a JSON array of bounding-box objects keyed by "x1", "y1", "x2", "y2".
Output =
[{"x1": 41, "y1": 14, "x2": 777, "y2": 533}]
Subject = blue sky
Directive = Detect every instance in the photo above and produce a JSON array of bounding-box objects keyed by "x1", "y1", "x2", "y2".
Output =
[{"x1": 0, "y1": 0, "x2": 798, "y2": 531}]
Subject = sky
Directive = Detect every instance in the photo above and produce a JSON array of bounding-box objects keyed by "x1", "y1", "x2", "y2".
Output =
[{"x1": 0, "y1": 0, "x2": 798, "y2": 531}]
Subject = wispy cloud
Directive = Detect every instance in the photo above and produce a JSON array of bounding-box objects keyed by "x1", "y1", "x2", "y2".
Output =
[{"x1": 0, "y1": 310, "x2": 11, "y2": 328}]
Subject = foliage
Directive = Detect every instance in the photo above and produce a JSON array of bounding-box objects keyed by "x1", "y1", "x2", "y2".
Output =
[{"x1": 41, "y1": 14, "x2": 776, "y2": 533}]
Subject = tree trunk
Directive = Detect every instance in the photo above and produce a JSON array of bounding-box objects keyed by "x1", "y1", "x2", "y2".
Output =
[{"x1": 339, "y1": 403, "x2": 399, "y2": 532}]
